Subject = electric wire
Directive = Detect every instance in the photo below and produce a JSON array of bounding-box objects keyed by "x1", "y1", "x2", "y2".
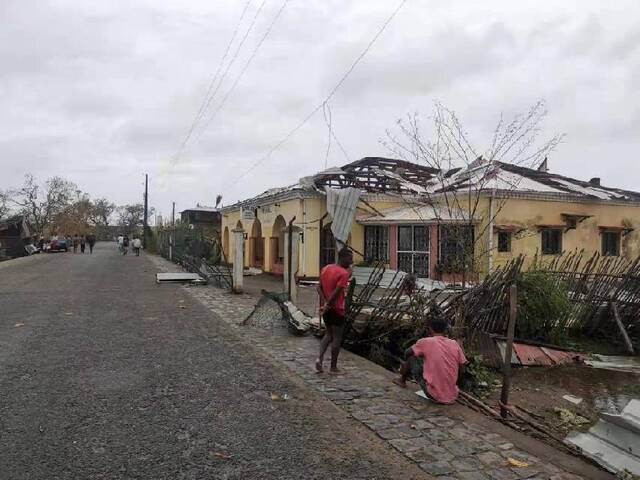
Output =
[
  {"x1": 191, "y1": 0, "x2": 291, "y2": 146},
  {"x1": 225, "y1": 0, "x2": 408, "y2": 192},
  {"x1": 175, "y1": 0, "x2": 253, "y2": 160}
]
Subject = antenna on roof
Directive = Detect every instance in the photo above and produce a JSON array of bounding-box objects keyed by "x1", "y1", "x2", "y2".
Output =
[{"x1": 537, "y1": 157, "x2": 548, "y2": 173}]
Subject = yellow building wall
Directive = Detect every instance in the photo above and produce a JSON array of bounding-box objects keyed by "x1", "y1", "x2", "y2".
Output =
[
  {"x1": 481, "y1": 197, "x2": 640, "y2": 273},
  {"x1": 221, "y1": 195, "x2": 407, "y2": 278}
]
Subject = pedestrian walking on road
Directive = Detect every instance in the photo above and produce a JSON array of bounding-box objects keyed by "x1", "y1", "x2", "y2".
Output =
[
  {"x1": 315, "y1": 246, "x2": 353, "y2": 374},
  {"x1": 80, "y1": 235, "x2": 86, "y2": 254},
  {"x1": 73, "y1": 234, "x2": 79, "y2": 253},
  {"x1": 87, "y1": 234, "x2": 96, "y2": 254},
  {"x1": 122, "y1": 234, "x2": 129, "y2": 255},
  {"x1": 132, "y1": 236, "x2": 142, "y2": 256}
]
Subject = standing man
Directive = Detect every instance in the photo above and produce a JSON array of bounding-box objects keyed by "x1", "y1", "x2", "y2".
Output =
[
  {"x1": 132, "y1": 236, "x2": 142, "y2": 256},
  {"x1": 73, "y1": 234, "x2": 79, "y2": 253},
  {"x1": 393, "y1": 314, "x2": 467, "y2": 404},
  {"x1": 315, "y1": 246, "x2": 353, "y2": 374},
  {"x1": 79, "y1": 235, "x2": 86, "y2": 254},
  {"x1": 87, "y1": 234, "x2": 96, "y2": 254}
]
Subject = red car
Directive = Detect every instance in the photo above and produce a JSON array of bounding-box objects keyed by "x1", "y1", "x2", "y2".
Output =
[{"x1": 46, "y1": 236, "x2": 68, "y2": 252}]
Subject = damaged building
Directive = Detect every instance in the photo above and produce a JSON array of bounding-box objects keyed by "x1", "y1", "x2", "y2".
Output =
[{"x1": 221, "y1": 157, "x2": 640, "y2": 281}]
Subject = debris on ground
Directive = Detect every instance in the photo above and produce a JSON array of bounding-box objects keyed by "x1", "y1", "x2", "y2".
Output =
[
  {"x1": 553, "y1": 407, "x2": 591, "y2": 429},
  {"x1": 156, "y1": 272, "x2": 206, "y2": 285},
  {"x1": 507, "y1": 457, "x2": 530, "y2": 468},
  {"x1": 563, "y1": 395, "x2": 584, "y2": 405},
  {"x1": 565, "y1": 399, "x2": 640, "y2": 476},
  {"x1": 270, "y1": 393, "x2": 290, "y2": 401},
  {"x1": 14, "y1": 323, "x2": 24, "y2": 327}
]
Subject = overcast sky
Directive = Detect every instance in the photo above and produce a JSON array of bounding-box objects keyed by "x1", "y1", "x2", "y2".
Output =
[{"x1": 1, "y1": 0, "x2": 638, "y2": 220}]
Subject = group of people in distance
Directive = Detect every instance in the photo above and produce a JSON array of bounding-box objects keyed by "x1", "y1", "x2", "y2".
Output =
[
  {"x1": 65, "y1": 234, "x2": 96, "y2": 254},
  {"x1": 316, "y1": 246, "x2": 467, "y2": 405},
  {"x1": 116, "y1": 234, "x2": 142, "y2": 256}
]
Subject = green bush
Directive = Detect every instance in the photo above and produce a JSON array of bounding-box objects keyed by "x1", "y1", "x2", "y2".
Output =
[{"x1": 516, "y1": 271, "x2": 571, "y2": 344}]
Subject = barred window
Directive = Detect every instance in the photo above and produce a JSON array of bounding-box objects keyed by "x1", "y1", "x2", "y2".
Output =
[{"x1": 364, "y1": 226, "x2": 388, "y2": 263}]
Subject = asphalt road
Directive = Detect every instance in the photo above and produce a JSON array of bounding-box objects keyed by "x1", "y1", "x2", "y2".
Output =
[{"x1": 0, "y1": 243, "x2": 426, "y2": 480}]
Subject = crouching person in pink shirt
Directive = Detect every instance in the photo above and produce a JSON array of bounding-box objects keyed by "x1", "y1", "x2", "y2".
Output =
[{"x1": 393, "y1": 315, "x2": 467, "y2": 404}]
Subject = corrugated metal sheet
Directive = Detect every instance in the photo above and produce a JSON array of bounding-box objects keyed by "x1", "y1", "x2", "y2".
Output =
[
  {"x1": 512, "y1": 343, "x2": 555, "y2": 366},
  {"x1": 351, "y1": 266, "x2": 445, "y2": 291},
  {"x1": 326, "y1": 187, "x2": 360, "y2": 245},
  {"x1": 566, "y1": 399, "x2": 640, "y2": 475}
]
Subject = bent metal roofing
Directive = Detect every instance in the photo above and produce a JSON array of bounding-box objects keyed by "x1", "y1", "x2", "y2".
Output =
[{"x1": 224, "y1": 157, "x2": 640, "y2": 210}]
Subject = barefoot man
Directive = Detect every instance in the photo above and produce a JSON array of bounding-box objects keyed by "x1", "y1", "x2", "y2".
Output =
[
  {"x1": 393, "y1": 315, "x2": 467, "y2": 404},
  {"x1": 315, "y1": 247, "x2": 353, "y2": 374}
]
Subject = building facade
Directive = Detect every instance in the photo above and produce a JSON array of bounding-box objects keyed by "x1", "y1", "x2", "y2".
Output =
[{"x1": 221, "y1": 158, "x2": 640, "y2": 281}]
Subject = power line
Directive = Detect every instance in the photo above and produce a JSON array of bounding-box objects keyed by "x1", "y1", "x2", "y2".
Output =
[
  {"x1": 191, "y1": 0, "x2": 291, "y2": 146},
  {"x1": 175, "y1": 0, "x2": 253, "y2": 159},
  {"x1": 226, "y1": 0, "x2": 408, "y2": 191}
]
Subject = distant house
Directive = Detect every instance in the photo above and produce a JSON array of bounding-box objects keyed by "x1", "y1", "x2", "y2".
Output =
[
  {"x1": 180, "y1": 206, "x2": 221, "y2": 232},
  {"x1": 221, "y1": 157, "x2": 640, "y2": 281},
  {"x1": 0, "y1": 216, "x2": 33, "y2": 258}
]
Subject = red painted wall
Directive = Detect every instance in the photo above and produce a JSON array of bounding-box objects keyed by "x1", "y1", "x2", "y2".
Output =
[
  {"x1": 429, "y1": 225, "x2": 439, "y2": 279},
  {"x1": 389, "y1": 225, "x2": 398, "y2": 270}
]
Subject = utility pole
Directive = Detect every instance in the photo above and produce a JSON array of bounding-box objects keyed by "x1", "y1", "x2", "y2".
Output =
[
  {"x1": 170, "y1": 201, "x2": 175, "y2": 261},
  {"x1": 143, "y1": 174, "x2": 148, "y2": 249}
]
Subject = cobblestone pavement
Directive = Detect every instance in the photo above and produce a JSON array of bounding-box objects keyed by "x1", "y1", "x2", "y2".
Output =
[{"x1": 148, "y1": 255, "x2": 604, "y2": 480}]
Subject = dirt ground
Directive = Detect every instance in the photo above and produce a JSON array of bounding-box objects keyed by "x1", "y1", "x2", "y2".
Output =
[{"x1": 484, "y1": 363, "x2": 640, "y2": 435}]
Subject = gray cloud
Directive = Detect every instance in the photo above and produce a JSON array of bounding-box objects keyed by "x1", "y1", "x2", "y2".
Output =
[{"x1": 0, "y1": 0, "x2": 639, "y2": 217}]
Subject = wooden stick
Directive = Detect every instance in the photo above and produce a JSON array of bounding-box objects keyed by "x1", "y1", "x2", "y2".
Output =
[
  {"x1": 458, "y1": 391, "x2": 502, "y2": 419},
  {"x1": 500, "y1": 284, "x2": 517, "y2": 418},
  {"x1": 611, "y1": 301, "x2": 635, "y2": 354}
]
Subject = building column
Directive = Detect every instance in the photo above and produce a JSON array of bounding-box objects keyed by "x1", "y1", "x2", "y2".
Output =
[
  {"x1": 283, "y1": 225, "x2": 302, "y2": 304},
  {"x1": 232, "y1": 227, "x2": 244, "y2": 293}
]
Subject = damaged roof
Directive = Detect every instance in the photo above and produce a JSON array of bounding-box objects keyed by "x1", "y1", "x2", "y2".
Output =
[
  {"x1": 224, "y1": 157, "x2": 640, "y2": 210},
  {"x1": 440, "y1": 161, "x2": 640, "y2": 202}
]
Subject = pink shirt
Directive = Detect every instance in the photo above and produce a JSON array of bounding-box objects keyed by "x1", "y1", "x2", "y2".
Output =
[
  {"x1": 411, "y1": 336, "x2": 467, "y2": 404},
  {"x1": 319, "y1": 264, "x2": 350, "y2": 316}
]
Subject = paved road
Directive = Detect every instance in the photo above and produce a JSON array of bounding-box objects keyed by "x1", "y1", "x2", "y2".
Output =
[{"x1": 0, "y1": 243, "x2": 426, "y2": 480}]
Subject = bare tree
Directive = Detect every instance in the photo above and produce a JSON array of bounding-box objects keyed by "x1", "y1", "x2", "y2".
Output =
[
  {"x1": 0, "y1": 190, "x2": 10, "y2": 219},
  {"x1": 7, "y1": 174, "x2": 77, "y2": 237},
  {"x1": 381, "y1": 100, "x2": 563, "y2": 284}
]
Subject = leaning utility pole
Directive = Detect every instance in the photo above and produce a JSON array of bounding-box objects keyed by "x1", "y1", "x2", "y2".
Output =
[
  {"x1": 143, "y1": 174, "x2": 149, "y2": 249},
  {"x1": 170, "y1": 201, "x2": 175, "y2": 261}
]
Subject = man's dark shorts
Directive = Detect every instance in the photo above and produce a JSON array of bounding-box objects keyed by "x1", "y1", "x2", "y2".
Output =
[
  {"x1": 408, "y1": 357, "x2": 436, "y2": 401},
  {"x1": 323, "y1": 309, "x2": 345, "y2": 327}
]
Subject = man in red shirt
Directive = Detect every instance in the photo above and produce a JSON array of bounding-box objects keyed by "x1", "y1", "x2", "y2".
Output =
[
  {"x1": 393, "y1": 315, "x2": 467, "y2": 404},
  {"x1": 316, "y1": 247, "x2": 353, "y2": 374}
]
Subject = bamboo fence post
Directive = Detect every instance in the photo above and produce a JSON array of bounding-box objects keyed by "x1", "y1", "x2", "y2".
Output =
[{"x1": 500, "y1": 284, "x2": 518, "y2": 419}]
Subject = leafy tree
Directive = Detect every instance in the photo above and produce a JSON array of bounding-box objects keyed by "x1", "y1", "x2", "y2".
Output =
[{"x1": 89, "y1": 198, "x2": 116, "y2": 227}]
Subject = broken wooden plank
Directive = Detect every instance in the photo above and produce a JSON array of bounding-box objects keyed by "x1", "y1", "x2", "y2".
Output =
[{"x1": 611, "y1": 301, "x2": 635, "y2": 354}]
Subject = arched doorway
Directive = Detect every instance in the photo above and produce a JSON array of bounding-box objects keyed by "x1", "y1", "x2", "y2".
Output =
[
  {"x1": 250, "y1": 218, "x2": 264, "y2": 268},
  {"x1": 320, "y1": 222, "x2": 336, "y2": 268},
  {"x1": 270, "y1": 215, "x2": 286, "y2": 274},
  {"x1": 222, "y1": 227, "x2": 229, "y2": 262}
]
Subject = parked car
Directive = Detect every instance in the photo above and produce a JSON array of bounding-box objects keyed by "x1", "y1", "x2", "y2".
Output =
[{"x1": 47, "y1": 236, "x2": 68, "y2": 252}]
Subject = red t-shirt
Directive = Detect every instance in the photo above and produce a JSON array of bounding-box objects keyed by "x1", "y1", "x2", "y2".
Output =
[
  {"x1": 319, "y1": 264, "x2": 350, "y2": 316},
  {"x1": 411, "y1": 336, "x2": 467, "y2": 404}
]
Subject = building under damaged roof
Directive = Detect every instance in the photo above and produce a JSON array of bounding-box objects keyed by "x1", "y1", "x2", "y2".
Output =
[{"x1": 221, "y1": 157, "x2": 640, "y2": 280}]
